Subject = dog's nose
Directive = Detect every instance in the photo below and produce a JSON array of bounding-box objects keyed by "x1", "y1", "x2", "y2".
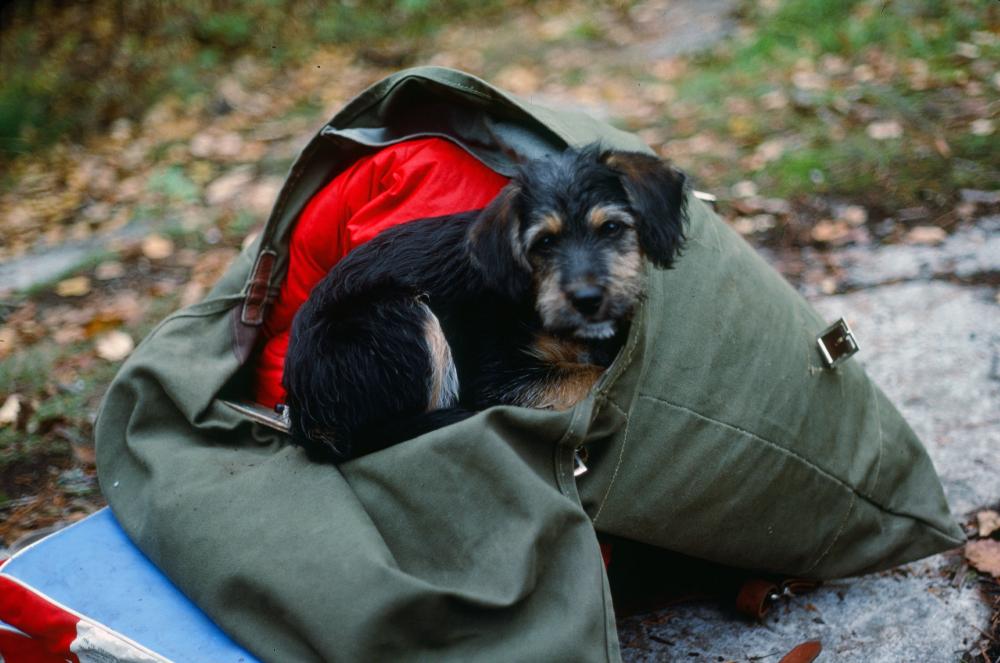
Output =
[{"x1": 568, "y1": 285, "x2": 604, "y2": 316}]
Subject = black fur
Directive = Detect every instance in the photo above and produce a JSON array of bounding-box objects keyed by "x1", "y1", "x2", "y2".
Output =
[{"x1": 283, "y1": 145, "x2": 687, "y2": 462}]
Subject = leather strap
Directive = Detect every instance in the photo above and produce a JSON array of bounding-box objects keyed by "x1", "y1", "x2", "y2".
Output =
[
  {"x1": 735, "y1": 578, "x2": 779, "y2": 619},
  {"x1": 241, "y1": 249, "x2": 277, "y2": 326}
]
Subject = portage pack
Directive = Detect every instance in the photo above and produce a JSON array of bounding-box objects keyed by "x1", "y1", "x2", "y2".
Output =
[{"x1": 94, "y1": 67, "x2": 963, "y2": 662}]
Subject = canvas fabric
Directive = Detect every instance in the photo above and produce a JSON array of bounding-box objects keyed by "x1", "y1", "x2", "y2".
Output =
[{"x1": 95, "y1": 67, "x2": 963, "y2": 663}]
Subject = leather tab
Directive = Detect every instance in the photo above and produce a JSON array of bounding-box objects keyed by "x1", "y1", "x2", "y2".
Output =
[
  {"x1": 241, "y1": 249, "x2": 277, "y2": 326},
  {"x1": 778, "y1": 640, "x2": 822, "y2": 663},
  {"x1": 735, "y1": 578, "x2": 779, "y2": 619}
]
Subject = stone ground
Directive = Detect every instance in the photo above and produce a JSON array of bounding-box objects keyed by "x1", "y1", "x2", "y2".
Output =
[{"x1": 619, "y1": 217, "x2": 1000, "y2": 661}]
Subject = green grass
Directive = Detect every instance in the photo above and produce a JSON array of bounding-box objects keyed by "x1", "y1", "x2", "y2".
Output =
[{"x1": 667, "y1": 0, "x2": 999, "y2": 210}]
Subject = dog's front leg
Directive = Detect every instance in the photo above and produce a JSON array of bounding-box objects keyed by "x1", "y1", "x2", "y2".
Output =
[
  {"x1": 472, "y1": 333, "x2": 607, "y2": 411},
  {"x1": 527, "y1": 363, "x2": 606, "y2": 411}
]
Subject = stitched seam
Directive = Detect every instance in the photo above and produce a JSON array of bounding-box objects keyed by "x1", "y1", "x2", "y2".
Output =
[
  {"x1": 592, "y1": 413, "x2": 630, "y2": 526},
  {"x1": 805, "y1": 491, "x2": 857, "y2": 574},
  {"x1": 592, "y1": 332, "x2": 641, "y2": 525},
  {"x1": 643, "y1": 394, "x2": 874, "y2": 498},
  {"x1": 642, "y1": 394, "x2": 963, "y2": 542}
]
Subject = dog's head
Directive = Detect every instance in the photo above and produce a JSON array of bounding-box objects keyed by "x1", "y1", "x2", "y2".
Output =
[{"x1": 468, "y1": 146, "x2": 687, "y2": 340}]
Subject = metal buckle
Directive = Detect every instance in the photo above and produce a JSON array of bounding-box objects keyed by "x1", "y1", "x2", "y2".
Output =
[
  {"x1": 817, "y1": 318, "x2": 859, "y2": 368},
  {"x1": 221, "y1": 399, "x2": 291, "y2": 433},
  {"x1": 693, "y1": 190, "x2": 718, "y2": 209}
]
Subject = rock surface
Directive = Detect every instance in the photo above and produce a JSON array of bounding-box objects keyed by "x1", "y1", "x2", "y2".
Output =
[{"x1": 620, "y1": 220, "x2": 999, "y2": 661}]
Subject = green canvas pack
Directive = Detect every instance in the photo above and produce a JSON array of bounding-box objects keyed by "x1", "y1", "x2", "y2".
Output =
[{"x1": 95, "y1": 67, "x2": 963, "y2": 662}]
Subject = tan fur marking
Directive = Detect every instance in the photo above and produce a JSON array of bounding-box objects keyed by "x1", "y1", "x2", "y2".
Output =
[
  {"x1": 535, "y1": 365, "x2": 605, "y2": 410},
  {"x1": 602, "y1": 153, "x2": 659, "y2": 181},
  {"x1": 525, "y1": 333, "x2": 603, "y2": 410},
  {"x1": 588, "y1": 204, "x2": 635, "y2": 231},
  {"x1": 607, "y1": 244, "x2": 643, "y2": 301},
  {"x1": 527, "y1": 333, "x2": 590, "y2": 365},
  {"x1": 540, "y1": 212, "x2": 563, "y2": 235},
  {"x1": 534, "y1": 269, "x2": 567, "y2": 328},
  {"x1": 423, "y1": 309, "x2": 456, "y2": 410},
  {"x1": 588, "y1": 206, "x2": 608, "y2": 230},
  {"x1": 523, "y1": 212, "x2": 564, "y2": 252}
]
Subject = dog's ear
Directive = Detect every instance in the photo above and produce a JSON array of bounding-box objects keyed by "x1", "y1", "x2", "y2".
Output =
[
  {"x1": 467, "y1": 183, "x2": 531, "y2": 299},
  {"x1": 601, "y1": 150, "x2": 687, "y2": 269}
]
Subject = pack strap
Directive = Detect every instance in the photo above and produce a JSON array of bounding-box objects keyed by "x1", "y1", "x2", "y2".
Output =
[{"x1": 241, "y1": 249, "x2": 277, "y2": 326}]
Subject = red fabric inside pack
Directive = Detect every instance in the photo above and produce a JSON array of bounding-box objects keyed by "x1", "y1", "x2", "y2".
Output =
[{"x1": 254, "y1": 138, "x2": 509, "y2": 407}]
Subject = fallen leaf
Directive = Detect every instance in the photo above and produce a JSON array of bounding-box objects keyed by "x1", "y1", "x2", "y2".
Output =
[
  {"x1": 179, "y1": 282, "x2": 206, "y2": 308},
  {"x1": 56, "y1": 276, "x2": 92, "y2": 297},
  {"x1": 205, "y1": 169, "x2": 255, "y2": 206},
  {"x1": 190, "y1": 130, "x2": 245, "y2": 159},
  {"x1": 977, "y1": 510, "x2": 1000, "y2": 538},
  {"x1": 971, "y1": 31, "x2": 999, "y2": 47},
  {"x1": 853, "y1": 64, "x2": 875, "y2": 82},
  {"x1": 866, "y1": 120, "x2": 903, "y2": 140},
  {"x1": 904, "y1": 226, "x2": 947, "y2": 246},
  {"x1": 0, "y1": 325, "x2": 17, "y2": 359},
  {"x1": 820, "y1": 54, "x2": 849, "y2": 76},
  {"x1": 811, "y1": 220, "x2": 851, "y2": 245},
  {"x1": 955, "y1": 42, "x2": 980, "y2": 59},
  {"x1": 791, "y1": 70, "x2": 828, "y2": 91},
  {"x1": 141, "y1": 234, "x2": 175, "y2": 260},
  {"x1": 760, "y1": 89, "x2": 788, "y2": 111},
  {"x1": 965, "y1": 539, "x2": 1000, "y2": 578},
  {"x1": 933, "y1": 136, "x2": 952, "y2": 158},
  {"x1": 0, "y1": 394, "x2": 22, "y2": 427},
  {"x1": 731, "y1": 214, "x2": 776, "y2": 235},
  {"x1": 94, "y1": 330, "x2": 135, "y2": 362},
  {"x1": 494, "y1": 65, "x2": 541, "y2": 95},
  {"x1": 970, "y1": 119, "x2": 995, "y2": 136},
  {"x1": 53, "y1": 327, "x2": 85, "y2": 345},
  {"x1": 244, "y1": 177, "x2": 283, "y2": 215},
  {"x1": 94, "y1": 261, "x2": 126, "y2": 280},
  {"x1": 839, "y1": 205, "x2": 868, "y2": 226},
  {"x1": 84, "y1": 313, "x2": 124, "y2": 338},
  {"x1": 731, "y1": 180, "x2": 758, "y2": 198}
]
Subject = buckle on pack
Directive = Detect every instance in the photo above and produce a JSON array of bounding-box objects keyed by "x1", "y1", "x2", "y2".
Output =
[
  {"x1": 692, "y1": 190, "x2": 717, "y2": 209},
  {"x1": 817, "y1": 318, "x2": 859, "y2": 368}
]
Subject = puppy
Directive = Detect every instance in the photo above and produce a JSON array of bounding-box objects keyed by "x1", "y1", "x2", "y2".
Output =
[{"x1": 283, "y1": 145, "x2": 687, "y2": 462}]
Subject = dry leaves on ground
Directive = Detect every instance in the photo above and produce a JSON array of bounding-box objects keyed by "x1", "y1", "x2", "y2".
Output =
[
  {"x1": 966, "y1": 539, "x2": 1000, "y2": 579},
  {"x1": 94, "y1": 330, "x2": 135, "y2": 362},
  {"x1": 978, "y1": 510, "x2": 1000, "y2": 539}
]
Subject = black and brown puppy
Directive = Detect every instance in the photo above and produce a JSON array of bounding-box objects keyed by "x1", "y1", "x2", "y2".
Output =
[{"x1": 284, "y1": 145, "x2": 686, "y2": 462}]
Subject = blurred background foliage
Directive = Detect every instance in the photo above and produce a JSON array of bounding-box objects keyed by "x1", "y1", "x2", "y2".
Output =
[{"x1": 0, "y1": 0, "x2": 516, "y2": 161}]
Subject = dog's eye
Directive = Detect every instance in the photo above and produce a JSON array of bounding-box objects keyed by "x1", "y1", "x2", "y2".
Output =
[
  {"x1": 533, "y1": 234, "x2": 557, "y2": 253},
  {"x1": 600, "y1": 221, "x2": 623, "y2": 238}
]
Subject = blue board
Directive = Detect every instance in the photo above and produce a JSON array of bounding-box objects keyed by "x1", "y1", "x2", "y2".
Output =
[{"x1": 2, "y1": 508, "x2": 258, "y2": 662}]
